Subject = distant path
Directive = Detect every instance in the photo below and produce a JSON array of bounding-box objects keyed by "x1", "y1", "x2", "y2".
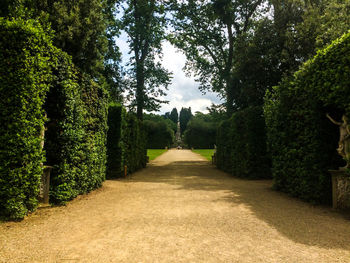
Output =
[{"x1": 1, "y1": 149, "x2": 350, "y2": 262}]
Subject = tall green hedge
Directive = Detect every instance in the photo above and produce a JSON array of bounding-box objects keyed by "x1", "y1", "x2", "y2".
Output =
[
  {"x1": 144, "y1": 120, "x2": 174, "y2": 149},
  {"x1": 78, "y1": 75, "x2": 109, "y2": 192},
  {"x1": 216, "y1": 106, "x2": 271, "y2": 179},
  {"x1": 106, "y1": 104, "x2": 125, "y2": 178},
  {"x1": 264, "y1": 31, "x2": 350, "y2": 203},
  {"x1": 0, "y1": 19, "x2": 54, "y2": 219},
  {"x1": 107, "y1": 107, "x2": 147, "y2": 178},
  {"x1": 44, "y1": 51, "x2": 108, "y2": 204},
  {"x1": 184, "y1": 119, "x2": 216, "y2": 149},
  {"x1": 123, "y1": 113, "x2": 147, "y2": 174}
]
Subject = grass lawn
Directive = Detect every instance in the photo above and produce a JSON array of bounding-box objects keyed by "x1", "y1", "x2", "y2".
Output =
[
  {"x1": 192, "y1": 149, "x2": 215, "y2": 161},
  {"x1": 147, "y1": 149, "x2": 168, "y2": 161}
]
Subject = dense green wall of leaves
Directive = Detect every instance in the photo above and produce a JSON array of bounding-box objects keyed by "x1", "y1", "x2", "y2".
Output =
[
  {"x1": 106, "y1": 104, "x2": 125, "y2": 178},
  {"x1": 123, "y1": 113, "x2": 147, "y2": 174},
  {"x1": 264, "y1": 32, "x2": 350, "y2": 203},
  {"x1": 0, "y1": 19, "x2": 53, "y2": 219},
  {"x1": 184, "y1": 119, "x2": 216, "y2": 149},
  {"x1": 46, "y1": 69, "x2": 109, "y2": 204},
  {"x1": 0, "y1": 18, "x2": 110, "y2": 219},
  {"x1": 144, "y1": 120, "x2": 174, "y2": 149},
  {"x1": 107, "y1": 106, "x2": 147, "y2": 178},
  {"x1": 216, "y1": 106, "x2": 271, "y2": 179}
]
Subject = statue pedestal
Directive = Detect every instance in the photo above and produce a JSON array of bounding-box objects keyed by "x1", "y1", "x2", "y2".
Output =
[{"x1": 329, "y1": 170, "x2": 350, "y2": 209}]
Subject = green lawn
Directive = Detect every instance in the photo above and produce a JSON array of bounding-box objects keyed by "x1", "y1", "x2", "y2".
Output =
[
  {"x1": 147, "y1": 149, "x2": 168, "y2": 161},
  {"x1": 192, "y1": 149, "x2": 215, "y2": 161}
]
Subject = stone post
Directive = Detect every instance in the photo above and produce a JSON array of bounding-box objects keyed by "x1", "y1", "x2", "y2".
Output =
[{"x1": 329, "y1": 170, "x2": 350, "y2": 209}]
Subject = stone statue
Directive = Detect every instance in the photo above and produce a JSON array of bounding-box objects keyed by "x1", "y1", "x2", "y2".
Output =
[{"x1": 326, "y1": 113, "x2": 350, "y2": 168}]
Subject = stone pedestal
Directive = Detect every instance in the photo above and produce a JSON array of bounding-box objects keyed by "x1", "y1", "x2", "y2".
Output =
[
  {"x1": 329, "y1": 170, "x2": 350, "y2": 209},
  {"x1": 39, "y1": 166, "x2": 52, "y2": 204}
]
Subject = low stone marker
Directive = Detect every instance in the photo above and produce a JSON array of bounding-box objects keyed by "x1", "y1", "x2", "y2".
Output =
[{"x1": 329, "y1": 170, "x2": 350, "y2": 209}]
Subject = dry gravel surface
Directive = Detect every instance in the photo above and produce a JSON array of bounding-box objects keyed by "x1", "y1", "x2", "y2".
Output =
[{"x1": 1, "y1": 149, "x2": 350, "y2": 262}]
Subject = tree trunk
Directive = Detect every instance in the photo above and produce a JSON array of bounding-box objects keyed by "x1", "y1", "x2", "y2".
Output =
[{"x1": 136, "y1": 62, "x2": 145, "y2": 120}]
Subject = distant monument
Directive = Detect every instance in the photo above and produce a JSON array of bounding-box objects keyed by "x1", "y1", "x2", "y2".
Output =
[{"x1": 175, "y1": 119, "x2": 182, "y2": 145}]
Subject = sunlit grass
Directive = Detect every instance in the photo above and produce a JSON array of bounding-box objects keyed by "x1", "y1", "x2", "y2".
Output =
[
  {"x1": 192, "y1": 149, "x2": 215, "y2": 161},
  {"x1": 147, "y1": 149, "x2": 168, "y2": 161}
]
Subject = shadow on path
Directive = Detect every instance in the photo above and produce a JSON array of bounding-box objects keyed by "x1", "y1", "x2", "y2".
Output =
[{"x1": 130, "y1": 160, "x2": 350, "y2": 250}]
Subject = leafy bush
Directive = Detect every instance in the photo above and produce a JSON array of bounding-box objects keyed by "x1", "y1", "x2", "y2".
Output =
[
  {"x1": 264, "y1": 31, "x2": 350, "y2": 203},
  {"x1": 216, "y1": 106, "x2": 271, "y2": 179},
  {"x1": 0, "y1": 18, "x2": 54, "y2": 219}
]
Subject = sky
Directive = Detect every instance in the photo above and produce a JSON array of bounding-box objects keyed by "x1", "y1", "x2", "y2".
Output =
[{"x1": 116, "y1": 32, "x2": 221, "y2": 115}]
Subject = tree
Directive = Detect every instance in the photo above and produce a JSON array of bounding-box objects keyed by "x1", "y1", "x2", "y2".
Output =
[
  {"x1": 103, "y1": 0, "x2": 123, "y2": 102},
  {"x1": 184, "y1": 113, "x2": 218, "y2": 149},
  {"x1": 3, "y1": 0, "x2": 118, "y2": 82},
  {"x1": 122, "y1": 0, "x2": 172, "y2": 120},
  {"x1": 169, "y1": 0, "x2": 264, "y2": 115},
  {"x1": 143, "y1": 113, "x2": 176, "y2": 148},
  {"x1": 169, "y1": 108, "x2": 178, "y2": 123},
  {"x1": 179, "y1": 107, "x2": 192, "y2": 134}
]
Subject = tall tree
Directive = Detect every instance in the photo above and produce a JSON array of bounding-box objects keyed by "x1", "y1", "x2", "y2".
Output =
[
  {"x1": 122, "y1": 0, "x2": 172, "y2": 120},
  {"x1": 3, "y1": 0, "x2": 117, "y2": 81},
  {"x1": 169, "y1": 108, "x2": 178, "y2": 123},
  {"x1": 179, "y1": 107, "x2": 192, "y2": 134},
  {"x1": 169, "y1": 0, "x2": 264, "y2": 115},
  {"x1": 103, "y1": 0, "x2": 123, "y2": 102}
]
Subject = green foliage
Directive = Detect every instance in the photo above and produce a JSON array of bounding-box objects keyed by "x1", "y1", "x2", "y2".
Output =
[
  {"x1": 144, "y1": 120, "x2": 174, "y2": 149},
  {"x1": 169, "y1": 0, "x2": 263, "y2": 114},
  {"x1": 123, "y1": 113, "x2": 147, "y2": 173},
  {"x1": 264, "y1": 31, "x2": 350, "y2": 203},
  {"x1": 217, "y1": 106, "x2": 271, "y2": 179},
  {"x1": 107, "y1": 107, "x2": 147, "y2": 178},
  {"x1": 0, "y1": 18, "x2": 53, "y2": 219},
  {"x1": 79, "y1": 74, "x2": 109, "y2": 189},
  {"x1": 179, "y1": 107, "x2": 192, "y2": 134},
  {"x1": 44, "y1": 49, "x2": 85, "y2": 203},
  {"x1": 169, "y1": 108, "x2": 178, "y2": 123},
  {"x1": 106, "y1": 104, "x2": 125, "y2": 178},
  {"x1": 184, "y1": 118, "x2": 217, "y2": 149},
  {"x1": 147, "y1": 149, "x2": 167, "y2": 161},
  {"x1": 47, "y1": 69, "x2": 109, "y2": 203},
  {"x1": 121, "y1": 0, "x2": 171, "y2": 118}
]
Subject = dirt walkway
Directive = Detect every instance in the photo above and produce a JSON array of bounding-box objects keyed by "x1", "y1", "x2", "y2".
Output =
[{"x1": 1, "y1": 149, "x2": 350, "y2": 262}]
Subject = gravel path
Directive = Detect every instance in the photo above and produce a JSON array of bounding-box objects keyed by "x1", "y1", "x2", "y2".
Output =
[{"x1": 1, "y1": 149, "x2": 350, "y2": 262}]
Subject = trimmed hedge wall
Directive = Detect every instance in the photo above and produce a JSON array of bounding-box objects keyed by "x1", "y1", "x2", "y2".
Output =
[
  {"x1": 79, "y1": 75, "x2": 108, "y2": 191},
  {"x1": 46, "y1": 59, "x2": 109, "y2": 204},
  {"x1": 107, "y1": 106, "x2": 147, "y2": 178},
  {"x1": 0, "y1": 19, "x2": 53, "y2": 219},
  {"x1": 107, "y1": 104, "x2": 125, "y2": 178},
  {"x1": 124, "y1": 114, "x2": 147, "y2": 174},
  {"x1": 144, "y1": 120, "x2": 174, "y2": 149},
  {"x1": 264, "y1": 31, "x2": 350, "y2": 203},
  {"x1": 216, "y1": 106, "x2": 271, "y2": 179},
  {"x1": 184, "y1": 119, "x2": 216, "y2": 149}
]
